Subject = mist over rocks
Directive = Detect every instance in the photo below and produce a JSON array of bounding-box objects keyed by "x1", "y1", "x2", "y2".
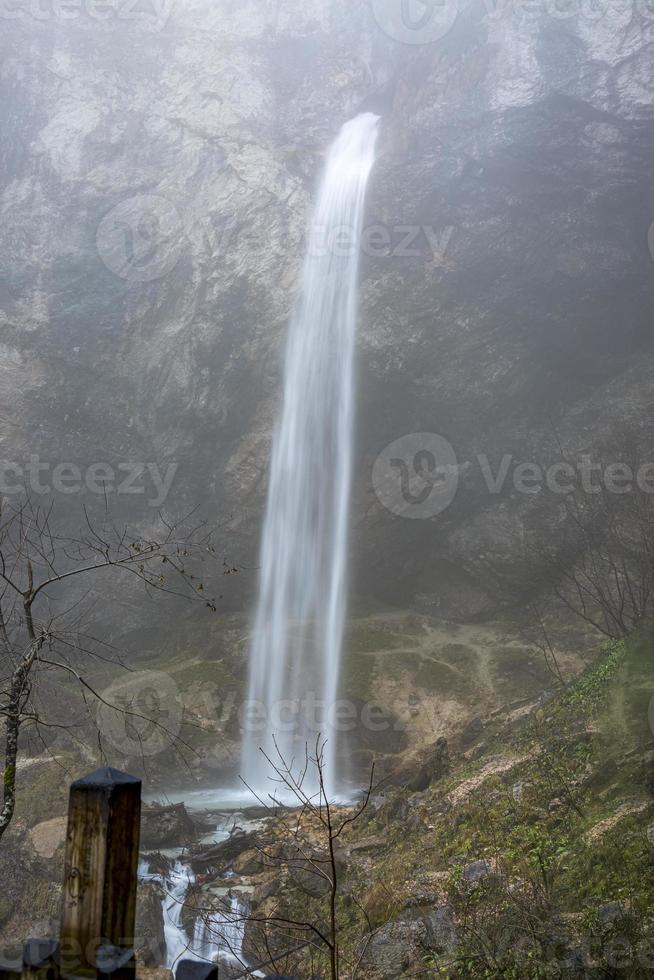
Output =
[{"x1": 1, "y1": 0, "x2": 653, "y2": 620}]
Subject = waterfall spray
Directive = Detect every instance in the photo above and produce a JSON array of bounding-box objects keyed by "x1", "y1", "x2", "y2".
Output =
[{"x1": 241, "y1": 114, "x2": 380, "y2": 800}]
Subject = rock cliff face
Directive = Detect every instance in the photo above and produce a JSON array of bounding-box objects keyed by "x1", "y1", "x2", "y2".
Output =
[{"x1": 1, "y1": 0, "x2": 654, "y2": 620}]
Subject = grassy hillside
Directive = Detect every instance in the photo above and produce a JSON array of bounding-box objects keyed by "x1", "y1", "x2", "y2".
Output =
[{"x1": 263, "y1": 634, "x2": 654, "y2": 978}]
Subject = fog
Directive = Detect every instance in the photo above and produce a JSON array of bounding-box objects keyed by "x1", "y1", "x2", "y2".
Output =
[{"x1": 1, "y1": 2, "x2": 653, "y2": 976}]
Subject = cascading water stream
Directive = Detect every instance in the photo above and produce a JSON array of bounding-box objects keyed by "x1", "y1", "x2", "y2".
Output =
[
  {"x1": 139, "y1": 856, "x2": 261, "y2": 977},
  {"x1": 241, "y1": 113, "x2": 380, "y2": 799},
  {"x1": 163, "y1": 862, "x2": 195, "y2": 970}
]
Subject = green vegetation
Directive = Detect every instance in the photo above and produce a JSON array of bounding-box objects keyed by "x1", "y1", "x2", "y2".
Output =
[
  {"x1": 291, "y1": 635, "x2": 654, "y2": 978},
  {"x1": 561, "y1": 638, "x2": 625, "y2": 712}
]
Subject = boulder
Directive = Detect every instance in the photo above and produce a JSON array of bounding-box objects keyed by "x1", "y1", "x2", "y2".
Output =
[
  {"x1": 424, "y1": 906, "x2": 457, "y2": 954},
  {"x1": 141, "y1": 804, "x2": 197, "y2": 849},
  {"x1": 358, "y1": 913, "x2": 424, "y2": 978},
  {"x1": 462, "y1": 859, "x2": 493, "y2": 884},
  {"x1": 28, "y1": 817, "x2": 67, "y2": 860},
  {"x1": 358, "y1": 902, "x2": 457, "y2": 978},
  {"x1": 139, "y1": 969, "x2": 173, "y2": 980}
]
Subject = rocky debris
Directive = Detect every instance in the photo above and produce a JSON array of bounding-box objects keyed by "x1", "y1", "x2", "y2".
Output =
[
  {"x1": 358, "y1": 901, "x2": 457, "y2": 978},
  {"x1": 357, "y1": 912, "x2": 426, "y2": 978},
  {"x1": 367, "y1": 792, "x2": 411, "y2": 829},
  {"x1": 0, "y1": 840, "x2": 61, "y2": 941},
  {"x1": 405, "y1": 737, "x2": 450, "y2": 793},
  {"x1": 141, "y1": 803, "x2": 197, "y2": 849},
  {"x1": 448, "y1": 753, "x2": 535, "y2": 806}
]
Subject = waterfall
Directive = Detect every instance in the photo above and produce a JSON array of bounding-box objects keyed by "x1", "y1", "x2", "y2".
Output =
[
  {"x1": 192, "y1": 894, "x2": 249, "y2": 968},
  {"x1": 241, "y1": 113, "x2": 380, "y2": 800},
  {"x1": 163, "y1": 861, "x2": 196, "y2": 970}
]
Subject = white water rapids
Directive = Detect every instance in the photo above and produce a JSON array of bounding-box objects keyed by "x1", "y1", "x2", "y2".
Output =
[
  {"x1": 241, "y1": 113, "x2": 380, "y2": 800},
  {"x1": 139, "y1": 856, "x2": 261, "y2": 978}
]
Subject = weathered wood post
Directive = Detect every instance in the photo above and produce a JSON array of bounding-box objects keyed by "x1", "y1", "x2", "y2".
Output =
[{"x1": 59, "y1": 769, "x2": 141, "y2": 979}]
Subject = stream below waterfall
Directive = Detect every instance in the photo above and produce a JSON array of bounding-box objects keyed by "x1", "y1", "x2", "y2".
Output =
[{"x1": 139, "y1": 808, "x2": 265, "y2": 979}]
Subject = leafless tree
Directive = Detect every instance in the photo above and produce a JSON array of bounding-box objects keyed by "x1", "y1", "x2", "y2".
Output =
[
  {"x1": 541, "y1": 479, "x2": 654, "y2": 639},
  {"x1": 241, "y1": 738, "x2": 378, "y2": 979},
  {"x1": 0, "y1": 493, "x2": 225, "y2": 843},
  {"x1": 184, "y1": 738, "x2": 378, "y2": 979}
]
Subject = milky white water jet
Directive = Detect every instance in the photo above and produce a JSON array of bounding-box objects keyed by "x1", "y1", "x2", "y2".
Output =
[{"x1": 241, "y1": 113, "x2": 380, "y2": 800}]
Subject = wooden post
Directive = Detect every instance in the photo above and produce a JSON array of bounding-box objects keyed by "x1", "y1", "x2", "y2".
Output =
[{"x1": 59, "y1": 769, "x2": 141, "y2": 979}]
